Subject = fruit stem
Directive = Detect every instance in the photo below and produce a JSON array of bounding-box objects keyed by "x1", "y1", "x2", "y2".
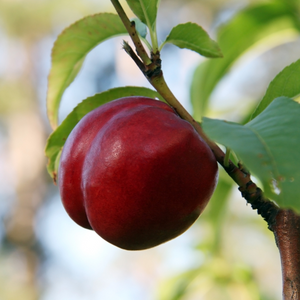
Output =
[
  {"x1": 149, "y1": 24, "x2": 159, "y2": 54},
  {"x1": 110, "y1": 0, "x2": 152, "y2": 65}
]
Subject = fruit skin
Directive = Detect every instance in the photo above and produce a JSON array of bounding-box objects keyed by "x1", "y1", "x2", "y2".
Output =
[{"x1": 58, "y1": 96, "x2": 218, "y2": 250}]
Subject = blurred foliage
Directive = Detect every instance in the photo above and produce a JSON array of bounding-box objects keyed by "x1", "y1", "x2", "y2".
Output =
[
  {"x1": 0, "y1": 1, "x2": 113, "y2": 299},
  {"x1": 190, "y1": 0, "x2": 300, "y2": 121},
  {"x1": 0, "y1": 0, "x2": 112, "y2": 37},
  {"x1": 158, "y1": 259, "x2": 262, "y2": 300},
  {"x1": 0, "y1": 80, "x2": 36, "y2": 114}
]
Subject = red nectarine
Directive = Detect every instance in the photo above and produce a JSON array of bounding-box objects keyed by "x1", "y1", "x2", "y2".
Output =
[{"x1": 58, "y1": 96, "x2": 218, "y2": 250}]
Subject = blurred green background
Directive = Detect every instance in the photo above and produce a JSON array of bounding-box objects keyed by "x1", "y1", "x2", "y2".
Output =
[{"x1": 1, "y1": 0, "x2": 300, "y2": 299}]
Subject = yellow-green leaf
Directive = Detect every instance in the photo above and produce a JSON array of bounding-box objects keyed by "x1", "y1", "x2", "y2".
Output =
[{"x1": 47, "y1": 13, "x2": 127, "y2": 129}]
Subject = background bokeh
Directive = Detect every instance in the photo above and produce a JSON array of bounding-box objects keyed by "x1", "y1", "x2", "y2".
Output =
[{"x1": 1, "y1": 0, "x2": 300, "y2": 299}]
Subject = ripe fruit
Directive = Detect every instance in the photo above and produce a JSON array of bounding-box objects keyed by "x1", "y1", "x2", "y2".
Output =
[{"x1": 58, "y1": 96, "x2": 218, "y2": 250}]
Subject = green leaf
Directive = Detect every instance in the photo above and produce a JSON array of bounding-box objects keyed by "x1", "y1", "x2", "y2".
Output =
[
  {"x1": 126, "y1": 0, "x2": 160, "y2": 30},
  {"x1": 202, "y1": 97, "x2": 300, "y2": 212},
  {"x1": 47, "y1": 13, "x2": 128, "y2": 129},
  {"x1": 190, "y1": 2, "x2": 300, "y2": 121},
  {"x1": 162, "y1": 23, "x2": 223, "y2": 58},
  {"x1": 251, "y1": 59, "x2": 300, "y2": 119},
  {"x1": 45, "y1": 86, "x2": 165, "y2": 181}
]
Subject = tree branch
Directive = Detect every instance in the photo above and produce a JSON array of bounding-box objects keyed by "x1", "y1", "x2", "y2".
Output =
[{"x1": 271, "y1": 210, "x2": 300, "y2": 299}]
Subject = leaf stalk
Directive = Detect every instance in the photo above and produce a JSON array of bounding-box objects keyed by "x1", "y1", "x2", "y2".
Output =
[{"x1": 224, "y1": 148, "x2": 231, "y2": 167}]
